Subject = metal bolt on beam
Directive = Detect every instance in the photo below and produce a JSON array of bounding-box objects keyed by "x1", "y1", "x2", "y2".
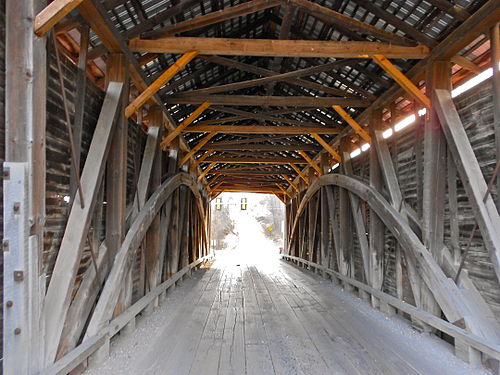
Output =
[{"x1": 13, "y1": 271, "x2": 24, "y2": 282}]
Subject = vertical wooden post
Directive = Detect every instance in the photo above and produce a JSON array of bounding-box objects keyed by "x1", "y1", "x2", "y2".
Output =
[
  {"x1": 369, "y1": 108, "x2": 385, "y2": 308},
  {"x1": 421, "y1": 60, "x2": 450, "y2": 317},
  {"x1": 89, "y1": 53, "x2": 128, "y2": 366},
  {"x1": 4, "y1": 1, "x2": 46, "y2": 373},
  {"x1": 319, "y1": 155, "x2": 330, "y2": 275},
  {"x1": 105, "y1": 54, "x2": 130, "y2": 319},
  {"x1": 106, "y1": 53, "x2": 128, "y2": 267},
  {"x1": 339, "y1": 139, "x2": 354, "y2": 290},
  {"x1": 491, "y1": 23, "x2": 500, "y2": 211}
]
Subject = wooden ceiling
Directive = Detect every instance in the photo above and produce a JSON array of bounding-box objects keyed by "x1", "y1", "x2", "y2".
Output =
[{"x1": 37, "y1": 0, "x2": 496, "y2": 198}]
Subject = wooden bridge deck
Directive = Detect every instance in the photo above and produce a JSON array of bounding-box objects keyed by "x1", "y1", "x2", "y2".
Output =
[{"x1": 85, "y1": 251, "x2": 485, "y2": 375}]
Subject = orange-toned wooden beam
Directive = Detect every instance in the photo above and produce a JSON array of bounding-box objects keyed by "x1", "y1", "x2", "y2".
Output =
[
  {"x1": 197, "y1": 162, "x2": 217, "y2": 182},
  {"x1": 331, "y1": 106, "x2": 372, "y2": 144},
  {"x1": 289, "y1": 163, "x2": 309, "y2": 185},
  {"x1": 179, "y1": 132, "x2": 217, "y2": 166},
  {"x1": 130, "y1": 37, "x2": 430, "y2": 59},
  {"x1": 276, "y1": 183, "x2": 292, "y2": 198},
  {"x1": 160, "y1": 102, "x2": 211, "y2": 149},
  {"x1": 372, "y1": 54, "x2": 431, "y2": 109},
  {"x1": 281, "y1": 175, "x2": 300, "y2": 193},
  {"x1": 310, "y1": 132, "x2": 341, "y2": 161},
  {"x1": 190, "y1": 149, "x2": 214, "y2": 171},
  {"x1": 125, "y1": 51, "x2": 198, "y2": 118},
  {"x1": 34, "y1": 0, "x2": 85, "y2": 37},
  {"x1": 298, "y1": 150, "x2": 322, "y2": 175}
]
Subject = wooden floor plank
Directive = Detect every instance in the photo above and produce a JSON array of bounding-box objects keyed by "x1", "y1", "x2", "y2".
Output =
[{"x1": 88, "y1": 252, "x2": 486, "y2": 375}]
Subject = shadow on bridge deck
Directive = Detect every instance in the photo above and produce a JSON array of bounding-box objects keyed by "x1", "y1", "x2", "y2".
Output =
[{"x1": 85, "y1": 249, "x2": 488, "y2": 375}]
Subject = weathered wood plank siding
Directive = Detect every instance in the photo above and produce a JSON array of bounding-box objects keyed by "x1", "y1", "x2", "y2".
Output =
[
  {"x1": 44, "y1": 51, "x2": 147, "y2": 295},
  {"x1": 450, "y1": 80, "x2": 499, "y2": 318},
  {"x1": 44, "y1": 50, "x2": 105, "y2": 284},
  {"x1": 346, "y1": 80, "x2": 499, "y2": 319},
  {"x1": 0, "y1": 0, "x2": 5, "y2": 366}
]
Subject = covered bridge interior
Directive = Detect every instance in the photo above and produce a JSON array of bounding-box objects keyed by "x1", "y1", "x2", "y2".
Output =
[{"x1": 2, "y1": 0, "x2": 500, "y2": 374}]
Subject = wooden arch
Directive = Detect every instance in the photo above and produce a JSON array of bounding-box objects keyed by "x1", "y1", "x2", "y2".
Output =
[
  {"x1": 85, "y1": 172, "x2": 207, "y2": 338},
  {"x1": 286, "y1": 173, "x2": 496, "y2": 341}
]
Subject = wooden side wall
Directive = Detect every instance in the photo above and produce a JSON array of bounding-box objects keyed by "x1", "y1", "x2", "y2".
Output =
[
  {"x1": 288, "y1": 79, "x2": 499, "y2": 321},
  {"x1": 0, "y1": 0, "x2": 5, "y2": 366}
]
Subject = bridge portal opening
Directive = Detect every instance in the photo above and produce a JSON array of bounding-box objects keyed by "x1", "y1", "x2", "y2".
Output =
[{"x1": 210, "y1": 193, "x2": 285, "y2": 263}]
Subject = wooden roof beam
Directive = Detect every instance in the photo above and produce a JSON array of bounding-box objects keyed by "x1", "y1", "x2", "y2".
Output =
[
  {"x1": 331, "y1": 106, "x2": 371, "y2": 143},
  {"x1": 179, "y1": 132, "x2": 217, "y2": 167},
  {"x1": 167, "y1": 95, "x2": 370, "y2": 107},
  {"x1": 450, "y1": 55, "x2": 482, "y2": 74},
  {"x1": 180, "y1": 58, "x2": 359, "y2": 97},
  {"x1": 289, "y1": 0, "x2": 416, "y2": 46},
  {"x1": 310, "y1": 133, "x2": 341, "y2": 162},
  {"x1": 281, "y1": 175, "x2": 301, "y2": 193},
  {"x1": 125, "y1": 51, "x2": 198, "y2": 118},
  {"x1": 183, "y1": 125, "x2": 341, "y2": 134},
  {"x1": 276, "y1": 183, "x2": 293, "y2": 198},
  {"x1": 201, "y1": 143, "x2": 321, "y2": 151},
  {"x1": 213, "y1": 187, "x2": 283, "y2": 194},
  {"x1": 289, "y1": 163, "x2": 309, "y2": 185},
  {"x1": 129, "y1": 37, "x2": 430, "y2": 59},
  {"x1": 203, "y1": 157, "x2": 308, "y2": 164},
  {"x1": 143, "y1": 0, "x2": 281, "y2": 39},
  {"x1": 298, "y1": 150, "x2": 322, "y2": 175},
  {"x1": 210, "y1": 170, "x2": 295, "y2": 175},
  {"x1": 199, "y1": 55, "x2": 360, "y2": 98},
  {"x1": 372, "y1": 54, "x2": 431, "y2": 109},
  {"x1": 34, "y1": 0, "x2": 85, "y2": 37},
  {"x1": 206, "y1": 106, "x2": 328, "y2": 126},
  {"x1": 160, "y1": 102, "x2": 211, "y2": 148},
  {"x1": 197, "y1": 162, "x2": 217, "y2": 182},
  {"x1": 349, "y1": 0, "x2": 438, "y2": 47},
  {"x1": 189, "y1": 149, "x2": 214, "y2": 172}
]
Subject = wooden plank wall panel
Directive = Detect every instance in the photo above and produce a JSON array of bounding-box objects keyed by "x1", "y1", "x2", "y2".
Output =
[
  {"x1": 0, "y1": 0, "x2": 5, "y2": 366},
  {"x1": 450, "y1": 80, "x2": 499, "y2": 319},
  {"x1": 44, "y1": 50, "x2": 104, "y2": 286},
  {"x1": 345, "y1": 80, "x2": 499, "y2": 320},
  {"x1": 126, "y1": 122, "x2": 147, "y2": 206}
]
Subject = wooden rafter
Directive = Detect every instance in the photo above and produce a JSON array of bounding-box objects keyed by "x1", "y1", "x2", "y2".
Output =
[
  {"x1": 276, "y1": 183, "x2": 293, "y2": 198},
  {"x1": 372, "y1": 54, "x2": 431, "y2": 109},
  {"x1": 332, "y1": 106, "x2": 372, "y2": 143},
  {"x1": 290, "y1": 163, "x2": 309, "y2": 185},
  {"x1": 310, "y1": 133, "x2": 341, "y2": 162},
  {"x1": 34, "y1": 0, "x2": 85, "y2": 37},
  {"x1": 179, "y1": 58, "x2": 358, "y2": 97},
  {"x1": 125, "y1": 51, "x2": 198, "y2": 118},
  {"x1": 189, "y1": 149, "x2": 214, "y2": 171},
  {"x1": 298, "y1": 150, "x2": 322, "y2": 175},
  {"x1": 199, "y1": 56, "x2": 361, "y2": 98},
  {"x1": 197, "y1": 162, "x2": 217, "y2": 182},
  {"x1": 167, "y1": 95, "x2": 370, "y2": 107},
  {"x1": 160, "y1": 102, "x2": 211, "y2": 148},
  {"x1": 183, "y1": 125, "x2": 341, "y2": 134},
  {"x1": 179, "y1": 132, "x2": 217, "y2": 166},
  {"x1": 143, "y1": 0, "x2": 281, "y2": 39},
  {"x1": 289, "y1": 0, "x2": 416, "y2": 46},
  {"x1": 281, "y1": 174, "x2": 301, "y2": 193},
  {"x1": 203, "y1": 157, "x2": 308, "y2": 164},
  {"x1": 210, "y1": 170, "x2": 295, "y2": 175},
  {"x1": 201, "y1": 143, "x2": 321, "y2": 151},
  {"x1": 130, "y1": 37, "x2": 430, "y2": 59}
]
